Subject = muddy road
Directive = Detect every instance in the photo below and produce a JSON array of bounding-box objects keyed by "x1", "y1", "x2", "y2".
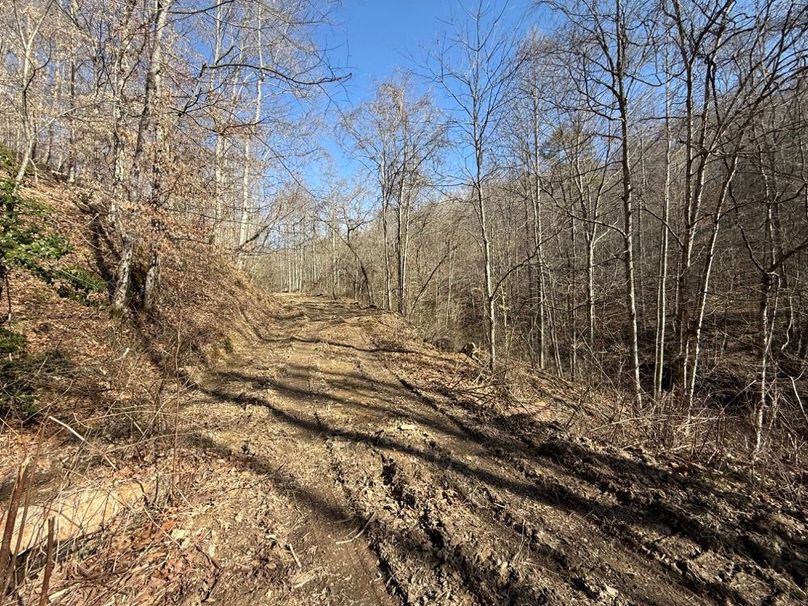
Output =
[{"x1": 179, "y1": 296, "x2": 806, "y2": 606}]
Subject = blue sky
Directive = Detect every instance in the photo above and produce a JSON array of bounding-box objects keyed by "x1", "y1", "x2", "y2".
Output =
[
  {"x1": 333, "y1": 0, "x2": 535, "y2": 103},
  {"x1": 310, "y1": 0, "x2": 537, "y2": 189}
]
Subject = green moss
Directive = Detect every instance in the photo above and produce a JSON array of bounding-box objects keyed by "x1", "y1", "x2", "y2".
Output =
[
  {"x1": 52, "y1": 265, "x2": 107, "y2": 304},
  {"x1": 0, "y1": 144, "x2": 14, "y2": 173},
  {"x1": 0, "y1": 327, "x2": 26, "y2": 355},
  {"x1": 57, "y1": 266, "x2": 106, "y2": 292},
  {"x1": 0, "y1": 177, "x2": 70, "y2": 274},
  {"x1": 0, "y1": 176, "x2": 106, "y2": 306}
]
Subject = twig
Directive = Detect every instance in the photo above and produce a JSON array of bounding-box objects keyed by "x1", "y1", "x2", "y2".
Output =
[
  {"x1": 0, "y1": 464, "x2": 27, "y2": 603},
  {"x1": 37, "y1": 518, "x2": 55, "y2": 606},
  {"x1": 47, "y1": 416, "x2": 118, "y2": 470},
  {"x1": 789, "y1": 376, "x2": 808, "y2": 424},
  {"x1": 286, "y1": 543, "x2": 302, "y2": 569},
  {"x1": 335, "y1": 512, "x2": 376, "y2": 545}
]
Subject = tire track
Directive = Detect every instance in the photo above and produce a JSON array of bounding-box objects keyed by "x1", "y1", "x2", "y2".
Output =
[{"x1": 376, "y1": 358, "x2": 761, "y2": 605}]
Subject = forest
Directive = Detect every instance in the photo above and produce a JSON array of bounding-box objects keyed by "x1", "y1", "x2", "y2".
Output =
[
  {"x1": 2, "y1": 0, "x2": 808, "y2": 462},
  {"x1": 265, "y1": 0, "x2": 808, "y2": 464},
  {"x1": 1, "y1": 0, "x2": 808, "y2": 603}
]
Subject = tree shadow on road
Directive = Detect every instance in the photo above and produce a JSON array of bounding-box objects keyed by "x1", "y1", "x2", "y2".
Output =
[
  {"x1": 186, "y1": 431, "x2": 560, "y2": 605},
  {"x1": 187, "y1": 364, "x2": 805, "y2": 604}
]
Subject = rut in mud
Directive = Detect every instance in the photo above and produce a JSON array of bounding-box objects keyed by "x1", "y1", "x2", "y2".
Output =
[{"x1": 178, "y1": 295, "x2": 806, "y2": 606}]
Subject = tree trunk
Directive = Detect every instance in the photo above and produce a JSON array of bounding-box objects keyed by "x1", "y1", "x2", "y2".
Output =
[
  {"x1": 135, "y1": 0, "x2": 174, "y2": 311},
  {"x1": 478, "y1": 177, "x2": 496, "y2": 371},
  {"x1": 239, "y1": 6, "x2": 264, "y2": 266},
  {"x1": 654, "y1": 69, "x2": 672, "y2": 400},
  {"x1": 112, "y1": 234, "x2": 135, "y2": 312},
  {"x1": 615, "y1": 0, "x2": 642, "y2": 409}
]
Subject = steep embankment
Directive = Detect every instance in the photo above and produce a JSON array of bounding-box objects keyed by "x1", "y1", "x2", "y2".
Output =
[
  {"x1": 0, "y1": 176, "x2": 273, "y2": 603},
  {"x1": 16, "y1": 294, "x2": 800, "y2": 606}
]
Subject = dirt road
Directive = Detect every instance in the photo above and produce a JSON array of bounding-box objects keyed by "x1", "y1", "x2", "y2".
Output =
[{"x1": 179, "y1": 295, "x2": 806, "y2": 605}]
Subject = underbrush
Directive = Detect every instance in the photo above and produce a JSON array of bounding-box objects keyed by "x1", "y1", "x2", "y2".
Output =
[
  {"x1": 493, "y1": 358, "x2": 808, "y2": 503},
  {"x1": 398, "y1": 331, "x2": 807, "y2": 504},
  {"x1": 0, "y1": 168, "x2": 264, "y2": 427}
]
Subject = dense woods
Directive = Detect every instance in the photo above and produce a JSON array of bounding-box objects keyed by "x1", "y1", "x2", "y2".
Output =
[{"x1": 2, "y1": 0, "x2": 808, "y2": 465}]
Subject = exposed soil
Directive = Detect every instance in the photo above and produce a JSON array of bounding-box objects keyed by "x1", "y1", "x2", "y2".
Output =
[
  {"x1": 6, "y1": 295, "x2": 808, "y2": 606},
  {"x1": 162, "y1": 295, "x2": 807, "y2": 606}
]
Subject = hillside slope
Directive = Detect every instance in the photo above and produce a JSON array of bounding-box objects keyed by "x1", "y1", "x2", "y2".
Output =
[{"x1": 11, "y1": 295, "x2": 803, "y2": 605}]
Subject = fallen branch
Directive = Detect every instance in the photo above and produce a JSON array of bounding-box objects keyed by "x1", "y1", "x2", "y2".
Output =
[
  {"x1": 47, "y1": 416, "x2": 118, "y2": 470},
  {"x1": 286, "y1": 543, "x2": 302, "y2": 569}
]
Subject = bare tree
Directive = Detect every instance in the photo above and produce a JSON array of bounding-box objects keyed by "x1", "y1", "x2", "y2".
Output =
[
  {"x1": 429, "y1": 0, "x2": 525, "y2": 370},
  {"x1": 341, "y1": 75, "x2": 446, "y2": 315}
]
